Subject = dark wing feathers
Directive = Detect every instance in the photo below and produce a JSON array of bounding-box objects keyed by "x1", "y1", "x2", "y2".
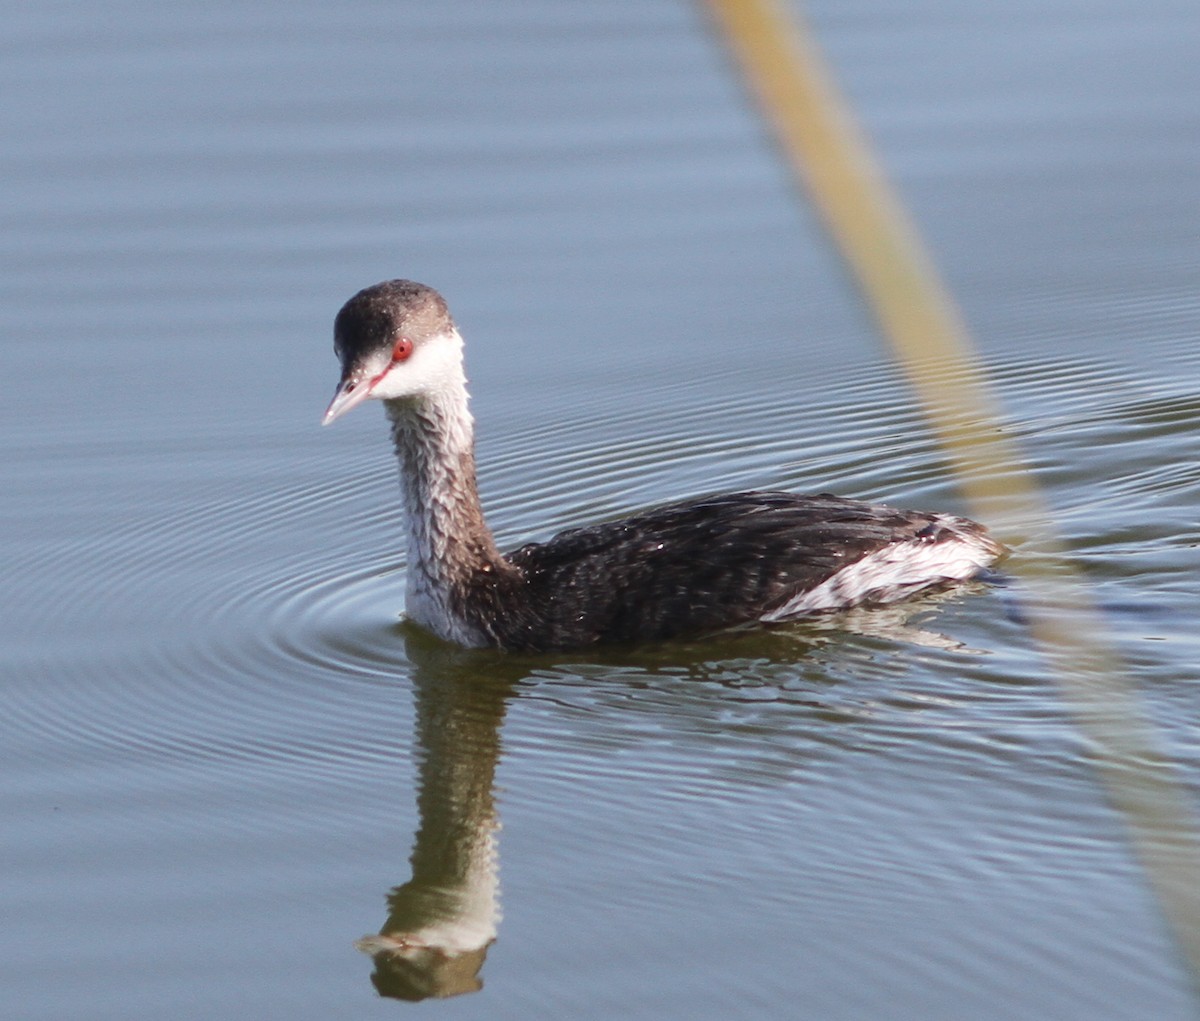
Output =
[{"x1": 495, "y1": 491, "x2": 941, "y2": 649}]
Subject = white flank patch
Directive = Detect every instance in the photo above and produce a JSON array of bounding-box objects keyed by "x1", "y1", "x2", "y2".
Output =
[{"x1": 761, "y1": 527, "x2": 998, "y2": 621}]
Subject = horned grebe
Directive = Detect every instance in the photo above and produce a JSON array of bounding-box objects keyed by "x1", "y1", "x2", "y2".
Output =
[{"x1": 322, "y1": 280, "x2": 1004, "y2": 651}]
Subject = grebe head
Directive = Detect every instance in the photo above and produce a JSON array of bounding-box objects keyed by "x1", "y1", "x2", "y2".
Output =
[{"x1": 323, "y1": 280, "x2": 464, "y2": 425}]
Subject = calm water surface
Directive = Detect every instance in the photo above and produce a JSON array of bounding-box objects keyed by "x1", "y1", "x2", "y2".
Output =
[{"x1": 3, "y1": 1, "x2": 1200, "y2": 1018}]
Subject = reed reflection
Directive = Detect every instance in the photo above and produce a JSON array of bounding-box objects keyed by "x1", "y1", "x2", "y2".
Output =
[{"x1": 357, "y1": 630, "x2": 520, "y2": 1001}]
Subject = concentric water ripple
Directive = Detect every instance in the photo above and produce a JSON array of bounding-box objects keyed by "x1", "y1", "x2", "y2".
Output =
[
  {"x1": 6, "y1": 320, "x2": 1200, "y2": 1020},
  {"x1": 5, "y1": 1, "x2": 1200, "y2": 1017}
]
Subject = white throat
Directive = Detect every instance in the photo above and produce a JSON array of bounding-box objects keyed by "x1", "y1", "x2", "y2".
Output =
[{"x1": 383, "y1": 360, "x2": 500, "y2": 647}]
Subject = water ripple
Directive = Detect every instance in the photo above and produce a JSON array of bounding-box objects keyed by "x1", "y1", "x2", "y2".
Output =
[{"x1": 6, "y1": 340, "x2": 1194, "y2": 983}]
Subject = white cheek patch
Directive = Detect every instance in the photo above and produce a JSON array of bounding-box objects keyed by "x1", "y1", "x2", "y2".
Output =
[{"x1": 369, "y1": 329, "x2": 467, "y2": 403}]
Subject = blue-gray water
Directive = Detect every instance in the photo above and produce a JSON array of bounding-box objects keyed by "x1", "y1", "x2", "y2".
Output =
[{"x1": 4, "y1": 1, "x2": 1200, "y2": 1018}]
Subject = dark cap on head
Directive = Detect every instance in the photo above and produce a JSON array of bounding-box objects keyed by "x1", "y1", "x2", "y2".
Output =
[{"x1": 334, "y1": 280, "x2": 455, "y2": 368}]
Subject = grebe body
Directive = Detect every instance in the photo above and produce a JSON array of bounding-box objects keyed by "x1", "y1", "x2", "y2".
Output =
[{"x1": 323, "y1": 280, "x2": 1003, "y2": 652}]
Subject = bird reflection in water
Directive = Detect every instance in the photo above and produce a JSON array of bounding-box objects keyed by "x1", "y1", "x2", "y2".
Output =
[
  {"x1": 352, "y1": 585, "x2": 992, "y2": 1000},
  {"x1": 356, "y1": 628, "x2": 519, "y2": 1001}
]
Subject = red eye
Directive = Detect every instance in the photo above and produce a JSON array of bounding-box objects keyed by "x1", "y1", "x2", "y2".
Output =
[{"x1": 392, "y1": 337, "x2": 414, "y2": 362}]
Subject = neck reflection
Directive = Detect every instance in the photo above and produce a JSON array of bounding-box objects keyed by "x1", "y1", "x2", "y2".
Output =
[{"x1": 357, "y1": 633, "x2": 518, "y2": 1001}]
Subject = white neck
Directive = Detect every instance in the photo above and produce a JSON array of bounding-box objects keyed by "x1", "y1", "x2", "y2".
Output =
[{"x1": 384, "y1": 378, "x2": 506, "y2": 647}]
